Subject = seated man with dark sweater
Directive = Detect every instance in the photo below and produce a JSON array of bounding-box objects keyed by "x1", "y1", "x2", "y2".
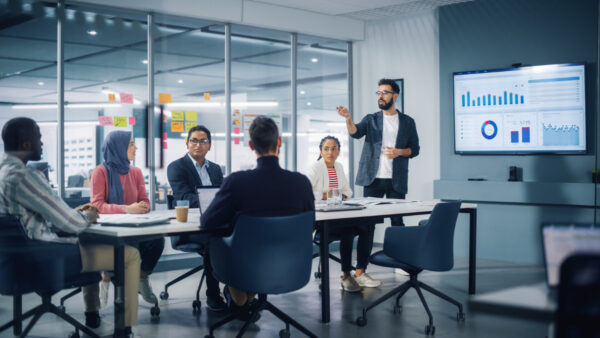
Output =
[
  {"x1": 167, "y1": 125, "x2": 226, "y2": 311},
  {"x1": 200, "y1": 116, "x2": 315, "y2": 315}
]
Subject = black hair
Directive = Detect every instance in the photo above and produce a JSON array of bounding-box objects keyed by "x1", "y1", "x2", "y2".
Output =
[
  {"x1": 249, "y1": 116, "x2": 279, "y2": 155},
  {"x1": 317, "y1": 135, "x2": 341, "y2": 160},
  {"x1": 2, "y1": 117, "x2": 37, "y2": 151},
  {"x1": 187, "y1": 125, "x2": 211, "y2": 144},
  {"x1": 378, "y1": 78, "x2": 400, "y2": 94}
]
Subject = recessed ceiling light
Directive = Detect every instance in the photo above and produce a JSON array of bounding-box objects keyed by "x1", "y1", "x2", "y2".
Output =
[
  {"x1": 178, "y1": 79, "x2": 183, "y2": 84},
  {"x1": 141, "y1": 60, "x2": 148, "y2": 64},
  {"x1": 87, "y1": 30, "x2": 97, "y2": 36},
  {"x1": 306, "y1": 102, "x2": 312, "y2": 106},
  {"x1": 311, "y1": 58, "x2": 318, "y2": 63},
  {"x1": 37, "y1": 82, "x2": 44, "y2": 86},
  {"x1": 300, "y1": 90, "x2": 305, "y2": 95}
]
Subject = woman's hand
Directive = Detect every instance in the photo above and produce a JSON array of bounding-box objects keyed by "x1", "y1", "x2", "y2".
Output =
[
  {"x1": 125, "y1": 201, "x2": 149, "y2": 214},
  {"x1": 322, "y1": 192, "x2": 328, "y2": 201}
]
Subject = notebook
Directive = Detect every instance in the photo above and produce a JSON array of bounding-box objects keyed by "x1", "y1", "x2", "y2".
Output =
[
  {"x1": 197, "y1": 186, "x2": 220, "y2": 215},
  {"x1": 541, "y1": 224, "x2": 600, "y2": 292}
]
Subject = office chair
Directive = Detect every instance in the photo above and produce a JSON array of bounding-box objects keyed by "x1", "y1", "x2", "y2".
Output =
[
  {"x1": 159, "y1": 194, "x2": 205, "y2": 313},
  {"x1": 206, "y1": 212, "x2": 318, "y2": 338},
  {"x1": 555, "y1": 253, "x2": 600, "y2": 338},
  {"x1": 0, "y1": 215, "x2": 101, "y2": 338},
  {"x1": 355, "y1": 201, "x2": 465, "y2": 335}
]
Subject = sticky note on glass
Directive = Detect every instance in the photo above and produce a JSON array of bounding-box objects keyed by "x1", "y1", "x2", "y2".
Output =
[
  {"x1": 108, "y1": 93, "x2": 116, "y2": 102},
  {"x1": 234, "y1": 137, "x2": 240, "y2": 145},
  {"x1": 120, "y1": 93, "x2": 133, "y2": 104},
  {"x1": 114, "y1": 116, "x2": 127, "y2": 127},
  {"x1": 171, "y1": 122, "x2": 184, "y2": 132},
  {"x1": 158, "y1": 93, "x2": 171, "y2": 104},
  {"x1": 204, "y1": 92, "x2": 210, "y2": 100},
  {"x1": 171, "y1": 110, "x2": 184, "y2": 121},
  {"x1": 185, "y1": 111, "x2": 197, "y2": 121},
  {"x1": 163, "y1": 132, "x2": 168, "y2": 141},
  {"x1": 98, "y1": 116, "x2": 113, "y2": 126},
  {"x1": 129, "y1": 116, "x2": 136, "y2": 125},
  {"x1": 185, "y1": 122, "x2": 197, "y2": 132},
  {"x1": 234, "y1": 127, "x2": 240, "y2": 134},
  {"x1": 234, "y1": 118, "x2": 241, "y2": 126}
]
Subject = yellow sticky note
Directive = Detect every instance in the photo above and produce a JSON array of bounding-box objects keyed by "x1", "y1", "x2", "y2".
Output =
[
  {"x1": 114, "y1": 116, "x2": 127, "y2": 127},
  {"x1": 171, "y1": 110, "x2": 184, "y2": 121},
  {"x1": 234, "y1": 117, "x2": 241, "y2": 126},
  {"x1": 158, "y1": 93, "x2": 171, "y2": 104},
  {"x1": 108, "y1": 93, "x2": 116, "y2": 102},
  {"x1": 204, "y1": 92, "x2": 210, "y2": 101},
  {"x1": 171, "y1": 122, "x2": 184, "y2": 132},
  {"x1": 185, "y1": 122, "x2": 197, "y2": 132},
  {"x1": 185, "y1": 111, "x2": 197, "y2": 121}
]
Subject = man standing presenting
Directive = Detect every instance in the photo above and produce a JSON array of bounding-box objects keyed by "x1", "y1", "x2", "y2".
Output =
[
  {"x1": 167, "y1": 125, "x2": 226, "y2": 311},
  {"x1": 337, "y1": 78, "x2": 420, "y2": 226}
]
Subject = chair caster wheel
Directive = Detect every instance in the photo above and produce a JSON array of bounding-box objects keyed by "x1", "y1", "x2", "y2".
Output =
[
  {"x1": 314, "y1": 271, "x2": 321, "y2": 279},
  {"x1": 279, "y1": 328, "x2": 291, "y2": 338},
  {"x1": 150, "y1": 306, "x2": 160, "y2": 317},
  {"x1": 393, "y1": 304, "x2": 402, "y2": 314},
  {"x1": 160, "y1": 291, "x2": 169, "y2": 300},
  {"x1": 192, "y1": 300, "x2": 201, "y2": 313},
  {"x1": 356, "y1": 316, "x2": 367, "y2": 327},
  {"x1": 69, "y1": 331, "x2": 80, "y2": 338},
  {"x1": 457, "y1": 312, "x2": 466, "y2": 322},
  {"x1": 58, "y1": 305, "x2": 66, "y2": 312},
  {"x1": 425, "y1": 324, "x2": 435, "y2": 335}
]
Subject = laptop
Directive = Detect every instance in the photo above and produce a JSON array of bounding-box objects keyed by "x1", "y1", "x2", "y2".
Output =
[
  {"x1": 541, "y1": 224, "x2": 600, "y2": 296},
  {"x1": 99, "y1": 214, "x2": 171, "y2": 227},
  {"x1": 315, "y1": 202, "x2": 366, "y2": 212},
  {"x1": 197, "y1": 186, "x2": 220, "y2": 215}
]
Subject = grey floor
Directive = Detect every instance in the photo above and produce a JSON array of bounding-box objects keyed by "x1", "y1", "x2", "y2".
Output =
[{"x1": 0, "y1": 255, "x2": 550, "y2": 338}]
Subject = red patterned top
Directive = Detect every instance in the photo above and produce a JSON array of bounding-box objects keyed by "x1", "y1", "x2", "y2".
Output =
[{"x1": 327, "y1": 168, "x2": 338, "y2": 188}]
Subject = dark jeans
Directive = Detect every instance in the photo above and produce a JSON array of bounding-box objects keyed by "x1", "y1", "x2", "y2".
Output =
[
  {"x1": 338, "y1": 221, "x2": 376, "y2": 273},
  {"x1": 364, "y1": 178, "x2": 406, "y2": 226},
  {"x1": 137, "y1": 237, "x2": 165, "y2": 274}
]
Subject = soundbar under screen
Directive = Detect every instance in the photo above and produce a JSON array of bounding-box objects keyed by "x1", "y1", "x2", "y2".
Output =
[{"x1": 454, "y1": 63, "x2": 586, "y2": 154}]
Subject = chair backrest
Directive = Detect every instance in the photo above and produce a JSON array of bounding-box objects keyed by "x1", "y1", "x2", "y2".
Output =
[
  {"x1": 210, "y1": 211, "x2": 315, "y2": 295},
  {"x1": 384, "y1": 201, "x2": 461, "y2": 271},
  {"x1": 556, "y1": 254, "x2": 600, "y2": 338}
]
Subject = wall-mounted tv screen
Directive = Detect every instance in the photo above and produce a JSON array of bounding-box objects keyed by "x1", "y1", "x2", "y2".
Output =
[{"x1": 454, "y1": 63, "x2": 586, "y2": 154}]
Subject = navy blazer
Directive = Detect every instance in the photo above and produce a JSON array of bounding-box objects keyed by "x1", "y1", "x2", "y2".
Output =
[
  {"x1": 351, "y1": 110, "x2": 420, "y2": 194},
  {"x1": 167, "y1": 154, "x2": 224, "y2": 208},
  {"x1": 201, "y1": 156, "x2": 315, "y2": 230}
]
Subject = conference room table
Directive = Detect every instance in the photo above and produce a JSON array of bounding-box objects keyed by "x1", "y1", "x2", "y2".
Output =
[
  {"x1": 315, "y1": 200, "x2": 478, "y2": 323},
  {"x1": 79, "y1": 200, "x2": 478, "y2": 335}
]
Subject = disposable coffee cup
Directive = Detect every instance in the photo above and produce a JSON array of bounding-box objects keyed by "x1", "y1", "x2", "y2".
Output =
[{"x1": 175, "y1": 200, "x2": 189, "y2": 222}]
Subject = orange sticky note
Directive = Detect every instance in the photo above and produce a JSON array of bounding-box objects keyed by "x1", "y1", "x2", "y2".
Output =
[
  {"x1": 108, "y1": 93, "x2": 116, "y2": 102},
  {"x1": 171, "y1": 122, "x2": 184, "y2": 132},
  {"x1": 158, "y1": 93, "x2": 171, "y2": 104},
  {"x1": 204, "y1": 92, "x2": 210, "y2": 100}
]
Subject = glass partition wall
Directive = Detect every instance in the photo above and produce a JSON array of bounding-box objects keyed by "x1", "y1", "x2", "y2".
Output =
[{"x1": 0, "y1": 0, "x2": 351, "y2": 209}]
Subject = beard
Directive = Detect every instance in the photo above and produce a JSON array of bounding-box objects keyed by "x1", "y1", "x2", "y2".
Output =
[{"x1": 378, "y1": 97, "x2": 394, "y2": 110}]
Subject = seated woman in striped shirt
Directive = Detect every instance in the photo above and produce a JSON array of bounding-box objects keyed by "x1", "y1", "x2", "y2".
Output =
[{"x1": 307, "y1": 136, "x2": 382, "y2": 292}]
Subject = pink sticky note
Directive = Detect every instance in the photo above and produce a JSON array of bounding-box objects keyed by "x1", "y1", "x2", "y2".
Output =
[
  {"x1": 98, "y1": 116, "x2": 113, "y2": 126},
  {"x1": 234, "y1": 127, "x2": 240, "y2": 134},
  {"x1": 234, "y1": 137, "x2": 240, "y2": 145},
  {"x1": 129, "y1": 116, "x2": 136, "y2": 125},
  {"x1": 163, "y1": 132, "x2": 168, "y2": 141},
  {"x1": 163, "y1": 141, "x2": 168, "y2": 149},
  {"x1": 120, "y1": 93, "x2": 133, "y2": 104}
]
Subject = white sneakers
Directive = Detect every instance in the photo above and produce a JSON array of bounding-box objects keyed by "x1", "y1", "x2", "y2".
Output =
[
  {"x1": 340, "y1": 275, "x2": 361, "y2": 292},
  {"x1": 354, "y1": 272, "x2": 383, "y2": 288},
  {"x1": 138, "y1": 278, "x2": 158, "y2": 304},
  {"x1": 100, "y1": 280, "x2": 110, "y2": 309}
]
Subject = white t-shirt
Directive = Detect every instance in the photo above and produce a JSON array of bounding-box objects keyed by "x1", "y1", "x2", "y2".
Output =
[{"x1": 376, "y1": 113, "x2": 399, "y2": 178}]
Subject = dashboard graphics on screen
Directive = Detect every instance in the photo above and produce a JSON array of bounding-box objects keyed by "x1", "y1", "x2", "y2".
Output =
[{"x1": 453, "y1": 63, "x2": 586, "y2": 154}]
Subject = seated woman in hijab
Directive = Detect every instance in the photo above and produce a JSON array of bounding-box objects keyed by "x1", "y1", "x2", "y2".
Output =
[{"x1": 90, "y1": 130, "x2": 165, "y2": 308}]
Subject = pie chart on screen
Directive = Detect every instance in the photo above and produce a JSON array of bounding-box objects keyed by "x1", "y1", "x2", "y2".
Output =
[{"x1": 481, "y1": 120, "x2": 498, "y2": 140}]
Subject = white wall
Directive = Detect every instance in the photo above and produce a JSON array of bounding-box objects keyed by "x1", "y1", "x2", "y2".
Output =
[{"x1": 353, "y1": 10, "x2": 440, "y2": 242}]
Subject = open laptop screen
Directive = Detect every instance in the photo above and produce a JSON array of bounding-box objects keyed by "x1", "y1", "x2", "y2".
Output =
[
  {"x1": 542, "y1": 224, "x2": 600, "y2": 287},
  {"x1": 196, "y1": 186, "x2": 219, "y2": 215}
]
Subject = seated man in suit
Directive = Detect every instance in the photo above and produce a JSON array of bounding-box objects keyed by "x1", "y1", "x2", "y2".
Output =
[
  {"x1": 0, "y1": 117, "x2": 141, "y2": 336},
  {"x1": 167, "y1": 125, "x2": 226, "y2": 311},
  {"x1": 201, "y1": 116, "x2": 315, "y2": 315}
]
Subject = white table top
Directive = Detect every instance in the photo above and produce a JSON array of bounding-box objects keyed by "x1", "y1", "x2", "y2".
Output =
[{"x1": 83, "y1": 200, "x2": 477, "y2": 238}]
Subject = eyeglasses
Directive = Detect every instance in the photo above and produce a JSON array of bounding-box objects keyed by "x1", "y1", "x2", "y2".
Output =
[
  {"x1": 189, "y1": 138, "x2": 210, "y2": 145},
  {"x1": 375, "y1": 90, "x2": 395, "y2": 96}
]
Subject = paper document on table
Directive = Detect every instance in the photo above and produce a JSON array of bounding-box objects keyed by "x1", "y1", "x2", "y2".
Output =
[
  {"x1": 98, "y1": 214, "x2": 171, "y2": 227},
  {"x1": 348, "y1": 197, "x2": 415, "y2": 206}
]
